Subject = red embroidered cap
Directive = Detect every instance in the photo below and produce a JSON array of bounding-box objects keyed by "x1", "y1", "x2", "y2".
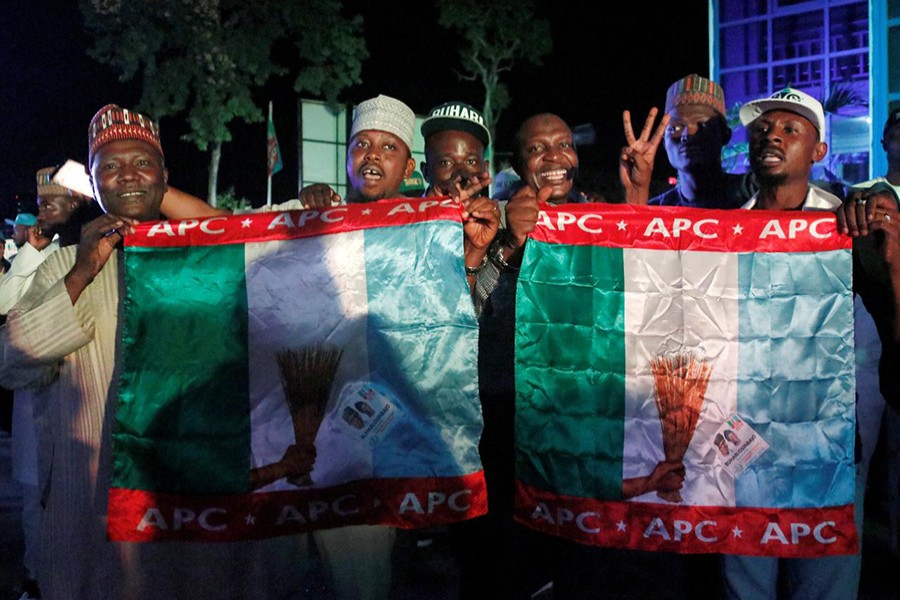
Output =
[{"x1": 88, "y1": 104, "x2": 163, "y2": 163}]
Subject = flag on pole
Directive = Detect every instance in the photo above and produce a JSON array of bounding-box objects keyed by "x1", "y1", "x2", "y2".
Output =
[
  {"x1": 108, "y1": 198, "x2": 486, "y2": 542},
  {"x1": 513, "y1": 203, "x2": 857, "y2": 558},
  {"x1": 267, "y1": 103, "x2": 283, "y2": 178}
]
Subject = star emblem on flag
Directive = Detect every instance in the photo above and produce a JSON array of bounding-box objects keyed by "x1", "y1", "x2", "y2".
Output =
[
  {"x1": 245, "y1": 514, "x2": 256, "y2": 525},
  {"x1": 731, "y1": 526, "x2": 743, "y2": 538},
  {"x1": 242, "y1": 218, "x2": 253, "y2": 228},
  {"x1": 732, "y1": 224, "x2": 744, "y2": 235},
  {"x1": 616, "y1": 520, "x2": 627, "y2": 532}
]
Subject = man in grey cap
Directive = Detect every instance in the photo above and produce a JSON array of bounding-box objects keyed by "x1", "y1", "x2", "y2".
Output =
[
  {"x1": 196, "y1": 94, "x2": 492, "y2": 600},
  {"x1": 298, "y1": 94, "x2": 417, "y2": 208}
]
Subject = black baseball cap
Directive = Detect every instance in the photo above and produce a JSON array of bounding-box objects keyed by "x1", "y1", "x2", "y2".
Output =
[{"x1": 421, "y1": 101, "x2": 491, "y2": 148}]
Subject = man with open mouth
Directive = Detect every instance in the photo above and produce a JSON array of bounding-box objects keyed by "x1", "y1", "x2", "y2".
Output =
[{"x1": 720, "y1": 86, "x2": 874, "y2": 600}]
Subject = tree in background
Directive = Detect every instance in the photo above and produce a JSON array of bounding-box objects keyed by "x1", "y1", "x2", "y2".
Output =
[
  {"x1": 81, "y1": 0, "x2": 367, "y2": 206},
  {"x1": 437, "y1": 0, "x2": 551, "y2": 146}
]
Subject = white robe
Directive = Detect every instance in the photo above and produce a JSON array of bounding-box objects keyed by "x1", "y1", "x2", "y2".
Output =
[{"x1": 0, "y1": 247, "x2": 308, "y2": 600}]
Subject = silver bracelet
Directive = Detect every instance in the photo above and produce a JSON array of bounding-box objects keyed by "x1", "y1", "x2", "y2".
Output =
[
  {"x1": 465, "y1": 253, "x2": 489, "y2": 275},
  {"x1": 488, "y1": 236, "x2": 519, "y2": 273}
]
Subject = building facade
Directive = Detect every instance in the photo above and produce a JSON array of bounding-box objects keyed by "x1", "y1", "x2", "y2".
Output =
[{"x1": 711, "y1": 0, "x2": 883, "y2": 184}]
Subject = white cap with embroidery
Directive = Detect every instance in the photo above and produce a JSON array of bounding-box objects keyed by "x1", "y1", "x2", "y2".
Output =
[
  {"x1": 739, "y1": 87, "x2": 826, "y2": 142},
  {"x1": 350, "y1": 94, "x2": 416, "y2": 153}
]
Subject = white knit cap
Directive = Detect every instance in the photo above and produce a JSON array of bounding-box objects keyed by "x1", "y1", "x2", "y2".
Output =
[{"x1": 350, "y1": 94, "x2": 415, "y2": 152}]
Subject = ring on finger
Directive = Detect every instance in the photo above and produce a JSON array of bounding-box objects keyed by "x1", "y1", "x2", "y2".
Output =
[
  {"x1": 857, "y1": 197, "x2": 868, "y2": 206},
  {"x1": 885, "y1": 213, "x2": 892, "y2": 223}
]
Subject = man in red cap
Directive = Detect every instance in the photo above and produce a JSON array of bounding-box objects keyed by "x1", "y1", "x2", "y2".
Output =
[
  {"x1": 620, "y1": 73, "x2": 754, "y2": 209},
  {"x1": 0, "y1": 104, "x2": 302, "y2": 600},
  {"x1": 0, "y1": 103, "x2": 164, "y2": 599}
]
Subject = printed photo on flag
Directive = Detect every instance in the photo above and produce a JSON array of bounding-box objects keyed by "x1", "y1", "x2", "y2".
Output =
[
  {"x1": 513, "y1": 203, "x2": 856, "y2": 558},
  {"x1": 109, "y1": 198, "x2": 486, "y2": 542}
]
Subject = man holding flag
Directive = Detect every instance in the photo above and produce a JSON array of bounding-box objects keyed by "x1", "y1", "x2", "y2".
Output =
[
  {"x1": 144, "y1": 93, "x2": 499, "y2": 600},
  {"x1": 719, "y1": 87, "x2": 884, "y2": 600},
  {"x1": 0, "y1": 104, "x2": 302, "y2": 600}
]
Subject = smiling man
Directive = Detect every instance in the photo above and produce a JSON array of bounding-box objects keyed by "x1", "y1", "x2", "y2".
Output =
[
  {"x1": 511, "y1": 112, "x2": 581, "y2": 205},
  {"x1": 482, "y1": 113, "x2": 583, "y2": 276},
  {"x1": 0, "y1": 105, "x2": 302, "y2": 600},
  {"x1": 0, "y1": 103, "x2": 163, "y2": 599},
  {"x1": 465, "y1": 113, "x2": 587, "y2": 598}
]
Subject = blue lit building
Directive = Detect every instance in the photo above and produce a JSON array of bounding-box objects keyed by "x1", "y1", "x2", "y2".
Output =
[{"x1": 711, "y1": 0, "x2": 897, "y2": 185}]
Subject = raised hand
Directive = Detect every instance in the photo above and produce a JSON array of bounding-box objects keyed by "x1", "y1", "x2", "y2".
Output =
[
  {"x1": 26, "y1": 223, "x2": 54, "y2": 252},
  {"x1": 461, "y1": 196, "x2": 501, "y2": 253},
  {"x1": 505, "y1": 185, "x2": 551, "y2": 253},
  {"x1": 619, "y1": 107, "x2": 670, "y2": 205},
  {"x1": 300, "y1": 183, "x2": 342, "y2": 209}
]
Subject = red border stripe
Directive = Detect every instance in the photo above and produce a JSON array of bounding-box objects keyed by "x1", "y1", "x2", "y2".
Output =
[
  {"x1": 528, "y1": 203, "x2": 851, "y2": 253},
  {"x1": 514, "y1": 480, "x2": 857, "y2": 557},
  {"x1": 125, "y1": 197, "x2": 463, "y2": 249},
  {"x1": 108, "y1": 471, "x2": 487, "y2": 542}
]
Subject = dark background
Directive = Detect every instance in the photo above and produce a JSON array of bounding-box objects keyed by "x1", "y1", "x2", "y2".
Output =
[{"x1": 0, "y1": 1, "x2": 709, "y2": 216}]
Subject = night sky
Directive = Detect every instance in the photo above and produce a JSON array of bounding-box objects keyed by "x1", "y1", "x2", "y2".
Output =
[{"x1": 0, "y1": 1, "x2": 709, "y2": 216}]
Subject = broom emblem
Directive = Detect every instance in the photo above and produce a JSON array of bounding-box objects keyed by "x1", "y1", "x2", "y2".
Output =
[
  {"x1": 276, "y1": 343, "x2": 344, "y2": 487},
  {"x1": 651, "y1": 352, "x2": 713, "y2": 503}
]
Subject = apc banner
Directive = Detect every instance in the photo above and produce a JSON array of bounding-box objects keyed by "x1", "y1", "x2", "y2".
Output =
[
  {"x1": 109, "y1": 198, "x2": 485, "y2": 542},
  {"x1": 514, "y1": 203, "x2": 857, "y2": 558}
]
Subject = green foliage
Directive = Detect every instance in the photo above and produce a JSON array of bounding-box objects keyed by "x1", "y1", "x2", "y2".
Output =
[
  {"x1": 722, "y1": 141, "x2": 750, "y2": 173},
  {"x1": 437, "y1": 0, "x2": 551, "y2": 139},
  {"x1": 215, "y1": 187, "x2": 252, "y2": 211},
  {"x1": 289, "y1": 3, "x2": 367, "y2": 107},
  {"x1": 80, "y1": 0, "x2": 367, "y2": 150}
]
